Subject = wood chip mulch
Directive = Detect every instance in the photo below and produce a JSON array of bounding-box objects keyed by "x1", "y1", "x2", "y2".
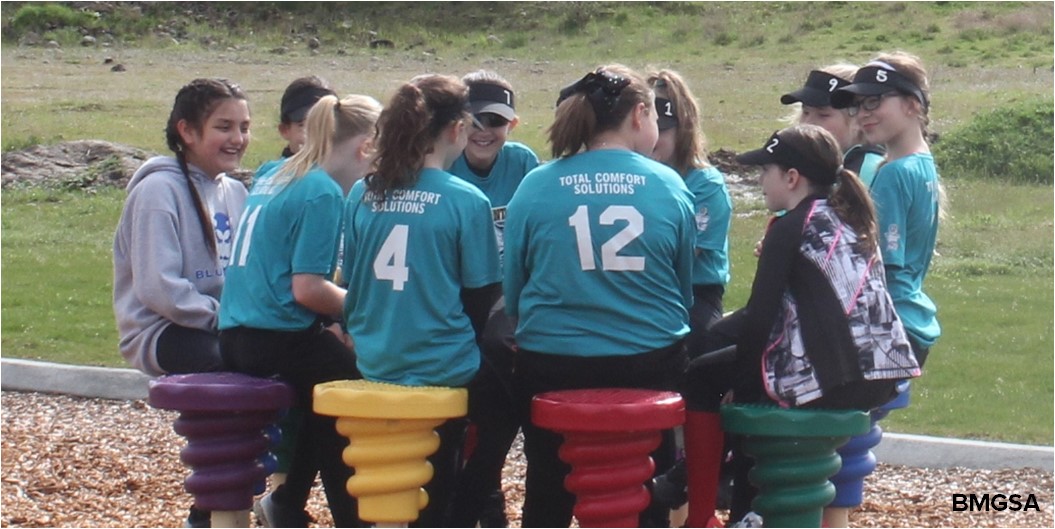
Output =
[{"x1": 2, "y1": 391, "x2": 1051, "y2": 528}]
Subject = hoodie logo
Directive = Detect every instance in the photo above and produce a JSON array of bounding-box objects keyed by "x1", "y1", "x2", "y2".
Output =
[{"x1": 214, "y1": 212, "x2": 233, "y2": 266}]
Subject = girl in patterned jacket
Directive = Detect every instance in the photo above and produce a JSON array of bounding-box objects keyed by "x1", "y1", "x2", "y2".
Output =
[{"x1": 687, "y1": 124, "x2": 921, "y2": 523}]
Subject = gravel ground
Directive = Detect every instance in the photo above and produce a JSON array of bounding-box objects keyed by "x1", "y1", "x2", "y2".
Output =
[{"x1": 2, "y1": 391, "x2": 1052, "y2": 528}]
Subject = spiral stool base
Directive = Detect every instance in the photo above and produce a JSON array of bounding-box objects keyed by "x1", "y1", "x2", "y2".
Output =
[
  {"x1": 148, "y1": 372, "x2": 293, "y2": 527},
  {"x1": 721, "y1": 404, "x2": 870, "y2": 528},
  {"x1": 532, "y1": 388, "x2": 685, "y2": 528},
  {"x1": 314, "y1": 380, "x2": 467, "y2": 525}
]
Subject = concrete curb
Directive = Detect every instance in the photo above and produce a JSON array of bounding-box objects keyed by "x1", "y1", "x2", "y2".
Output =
[
  {"x1": 2, "y1": 357, "x2": 151, "y2": 401},
  {"x1": 2, "y1": 357, "x2": 1052, "y2": 471}
]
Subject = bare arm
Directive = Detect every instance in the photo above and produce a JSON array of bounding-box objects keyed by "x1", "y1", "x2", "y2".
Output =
[{"x1": 292, "y1": 273, "x2": 346, "y2": 321}]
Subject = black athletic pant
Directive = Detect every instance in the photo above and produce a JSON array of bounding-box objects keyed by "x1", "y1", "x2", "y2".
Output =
[
  {"x1": 448, "y1": 308, "x2": 521, "y2": 527},
  {"x1": 685, "y1": 284, "x2": 725, "y2": 360},
  {"x1": 220, "y1": 322, "x2": 364, "y2": 528},
  {"x1": 515, "y1": 341, "x2": 686, "y2": 528},
  {"x1": 156, "y1": 323, "x2": 227, "y2": 374}
]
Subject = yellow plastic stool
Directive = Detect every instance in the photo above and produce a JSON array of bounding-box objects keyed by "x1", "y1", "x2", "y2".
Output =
[{"x1": 314, "y1": 380, "x2": 468, "y2": 525}]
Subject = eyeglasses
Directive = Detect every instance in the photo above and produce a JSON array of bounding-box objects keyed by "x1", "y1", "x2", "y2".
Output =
[
  {"x1": 472, "y1": 113, "x2": 510, "y2": 130},
  {"x1": 846, "y1": 92, "x2": 901, "y2": 117}
]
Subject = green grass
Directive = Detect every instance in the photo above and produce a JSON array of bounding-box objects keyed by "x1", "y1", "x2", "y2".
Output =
[
  {"x1": 1, "y1": 2, "x2": 1052, "y2": 445},
  {"x1": 1, "y1": 186, "x2": 126, "y2": 366}
]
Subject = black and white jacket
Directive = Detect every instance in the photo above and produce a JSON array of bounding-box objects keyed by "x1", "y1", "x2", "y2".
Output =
[{"x1": 735, "y1": 196, "x2": 920, "y2": 407}]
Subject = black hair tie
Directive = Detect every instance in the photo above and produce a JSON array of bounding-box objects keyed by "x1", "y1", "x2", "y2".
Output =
[{"x1": 556, "y1": 69, "x2": 631, "y2": 117}]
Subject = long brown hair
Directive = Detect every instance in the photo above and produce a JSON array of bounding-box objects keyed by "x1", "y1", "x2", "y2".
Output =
[
  {"x1": 367, "y1": 74, "x2": 469, "y2": 199},
  {"x1": 782, "y1": 124, "x2": 878, "y2": 254},
  {"x1": 164, "y1": 78, "x2": 248, "y2": 258},
  {"x1": 647, "y1": 68, "x2": 711, "y2": 176},
  {"x1": 549, "y1": 64, "x2": 653, "y2": 159}
]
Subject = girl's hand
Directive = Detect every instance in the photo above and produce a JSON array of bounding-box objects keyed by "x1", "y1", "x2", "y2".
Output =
[
  {"x1": 753, "y1": 238, "x2": 764, "y2": 258},
  {"x1": 324, "y1": 322, "x2": 353, "y2": 349}
]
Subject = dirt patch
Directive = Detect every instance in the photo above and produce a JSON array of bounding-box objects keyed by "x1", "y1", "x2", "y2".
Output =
[
  {"x1": 1, "y1": 141, "x2": 753, "y2": 199},
  {"x1": 1, "y1": 140, "x2": 151, "y2": 190}
]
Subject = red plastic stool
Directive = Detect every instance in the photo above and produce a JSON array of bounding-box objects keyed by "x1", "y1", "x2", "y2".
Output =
[{"x1": 532, "y1": 388, "x2": 685, "y2": 528}]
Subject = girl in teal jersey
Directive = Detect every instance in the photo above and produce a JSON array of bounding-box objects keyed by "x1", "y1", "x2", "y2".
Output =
[
  {"x1": 113, "y1": 77, "x2": 250, "y2": 528},
  {"x1": 447, "y1": 70, "x2": 539, "y2": 528},
  {"x1": 647, "y1": 69, "x2": 732, "y2": 357},
  {"x1": 341, "y1": 74, "x2": 502, "y2": 527},
  {"x1": 832, "y1": 51, "x2": 943, "y2": 366},
  {"x1": 644, "y1": 69, "x2": 733, "y2": 527},
  {"x1": 504, "y1": 65, "x2": 695, "y2": 527},
  {"x1": 219, "y1": 93, "x2": 381, "y2": 527}
]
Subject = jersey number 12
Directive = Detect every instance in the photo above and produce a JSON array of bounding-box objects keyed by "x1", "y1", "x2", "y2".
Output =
[{"x1": 568, "y1": 205, "x2": 645, "y2": 271}]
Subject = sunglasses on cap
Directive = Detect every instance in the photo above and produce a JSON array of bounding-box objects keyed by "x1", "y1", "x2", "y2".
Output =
[
  {"x1": 472, "y1": 113, "x2": 510, "y2": 129},
  {"x1": 846, "y1": 92, "x2": 901, "y2": 117}
]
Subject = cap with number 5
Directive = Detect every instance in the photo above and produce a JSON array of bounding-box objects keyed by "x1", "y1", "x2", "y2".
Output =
[
  {"x1": 780, "y1": 70, "x2": 851, "y2": 107},
  {"x1": 830, "y1": 61, "x2": 928, "y2": 110}
]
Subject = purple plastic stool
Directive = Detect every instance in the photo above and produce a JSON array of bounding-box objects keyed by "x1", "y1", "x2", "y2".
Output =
[{"x1": 149, "y1": 372, "x2": 293, "y2": 528}]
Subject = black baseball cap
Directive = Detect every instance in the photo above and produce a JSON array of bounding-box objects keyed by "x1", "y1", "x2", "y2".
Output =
[
  {"x1": 468, "y1": 82, "x2": 516, "y2": 121},
  {"x1": 655, "y1": 97, "x2": 678, "y2": 131},
  {"x1": 780, "y1": 70, "x2": 851, "y2": 107},
  {"x1": 280, "y1": 84, "x2": 336, "y2": 124},
  {"x1": 736, "y1": 129, "x2": 836, "y2": 185},
  {"x1": 830, "y1": 62, "x2": 928, "y2": 110}
]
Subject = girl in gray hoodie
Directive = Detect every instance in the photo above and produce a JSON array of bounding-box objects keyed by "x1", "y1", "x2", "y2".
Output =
[{"x1": 113, "y1": 78, "x2": 250, "y2": 378}]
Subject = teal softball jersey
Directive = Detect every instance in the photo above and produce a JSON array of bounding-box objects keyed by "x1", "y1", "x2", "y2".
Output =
[
  {"x1": 684, "y1": 166, "x2": 732, "y2": 287},
  {"x1": 254, "y1": 158, "x2": 284, "y2": 180},
  {"x1": 449, "y1": 141, "x2": 540, "y2": 259},
  {"x1": 342, "y1": 168, "x2": 502, "y2": 387},
  {"x1": 857, "y1": 150, "x2": 885, "y2": 188},
  {"x1": 449, "y1": 141, "x2": 540, "y2": 208},
  {"x1": 871, "y1": 152, "x2": 941, "y2": 347},
  {"x1": 219, "y1": 165, "x2": 343, "y2": 331},
  {"x1": 504, "y1": 149, "x2": 695, "y2": 356}
]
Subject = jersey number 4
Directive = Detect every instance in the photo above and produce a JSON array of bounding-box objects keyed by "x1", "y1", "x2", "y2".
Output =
[
  {"x1": 374, "y1": 224, "x2": 410, "y2": 291},
  {"x1": 568, "y1": 205, "x2": 645, "y2": 271}
]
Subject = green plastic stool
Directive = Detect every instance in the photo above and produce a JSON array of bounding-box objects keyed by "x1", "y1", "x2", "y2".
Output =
[{"x1": 721, "y1": 404, "x2": 870, "y2": 528}]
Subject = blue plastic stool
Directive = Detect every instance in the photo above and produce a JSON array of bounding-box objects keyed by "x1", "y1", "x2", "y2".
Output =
[{"x1": 825, "y1": 381, "x2": 911, "y2": 527}]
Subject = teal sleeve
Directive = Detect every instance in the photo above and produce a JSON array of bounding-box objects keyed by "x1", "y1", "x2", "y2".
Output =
[
  {"x1": 461, "y1": 194, "x2": 502, "y2": 288},
  {"x1": 503, "y1": 189, "x2": 528, "y2": 318},
  {"x1": 872, "y1": 168, "x2": 909, "y2": 268},
  {"x1": 291, "y1": 192, "x2": 342, "y2": 275},
  {"x1": 693, "y1": 174, "x2": 732, "y2": 252}
]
